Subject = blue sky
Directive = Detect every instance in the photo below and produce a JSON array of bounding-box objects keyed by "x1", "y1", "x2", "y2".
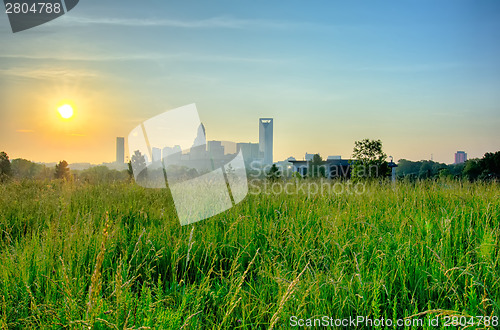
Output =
[{"x1": 1, "y1": 0, "x2": 499, "y2": 163}]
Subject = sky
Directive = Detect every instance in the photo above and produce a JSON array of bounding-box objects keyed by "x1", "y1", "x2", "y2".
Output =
[{"x1": 1, "y1": 0, "x2": 499, "y2": 164}]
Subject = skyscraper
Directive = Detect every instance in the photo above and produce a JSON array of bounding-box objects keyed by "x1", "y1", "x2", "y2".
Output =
[
  {"x1": 116, "y1": 137, "x2": 125, "y2": 163},
  {"x1": 192, "y1": 123, "x2": 206, "y2": 148},
  {"x1": 259, "y1": 118, "x2": 273, "y2": 164},
  {"x1": 455, "y1": 151, "x2": 467, "y2": 164}
]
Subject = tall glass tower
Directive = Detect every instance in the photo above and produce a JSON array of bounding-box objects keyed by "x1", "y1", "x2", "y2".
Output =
[
  {"x1": 259, "y1": 118, "x2": 273, "y2": 165},
  {"x1": 116, "y1": 137, "x2": 125, "y2": 163}
]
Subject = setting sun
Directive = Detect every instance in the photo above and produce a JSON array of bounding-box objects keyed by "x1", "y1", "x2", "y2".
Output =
[{"x1": 57, "y1": 104, "x2": 74, "y2": 119}]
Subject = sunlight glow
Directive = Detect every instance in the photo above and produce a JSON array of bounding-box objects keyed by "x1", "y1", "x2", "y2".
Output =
[{"x1": 57, "y1": 104, "x2": 74, "y2": 119}]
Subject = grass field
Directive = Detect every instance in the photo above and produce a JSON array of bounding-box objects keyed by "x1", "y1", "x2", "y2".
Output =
[{"x1": 0, "y1": 179, "x2": 498, "y2": 329}]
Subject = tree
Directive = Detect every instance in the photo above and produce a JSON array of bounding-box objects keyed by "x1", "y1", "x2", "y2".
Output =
[
  {"x1": 351, "y1": 139, "x2": 389, "y2": 180},
  {"x1": 438, "y1": 168, "x2": 452, "y2": 179},
  {"x1": 0, "y1": 151, "x2": 12, "y2": 182},
  {"x1": 480, "y1": 151, "x2": 500, "y2": 179},
  {"x1": 127, "y1": 161, "x2": 134, "y2": 180},
  {"x1": 11, "y1": 158, "x2": 47, "y2": 179},
  {"x1": 418, "y1": 161, "x2": 433, "y2": 179},
  {"x1": 396, "y1": 159, "x2": 420, "y2": 179},
  {"x1": 462, "y1": 159, "x2": 482, "y2": 181},
  {"x1": 308, "y1": 153, "x2": 326, "y2": 178},
  {"x1": 11, "y1": 158, "x2": 34, "y2": 178},
  {"x1": 54, "y1": 160, "x2": 71, "y2": 180},
  {"x1": 448, "y1": 162, "x2": 465, "y2": 178},
  {"x1": 130, "y1": 150, "x2": 147, "y2": 181},
  {"x1": 79, "y1": 165, "x2": 128, "y2": 184},
  {"x1": 267, "y1": 164, "x2": 281, "y2": 181}
]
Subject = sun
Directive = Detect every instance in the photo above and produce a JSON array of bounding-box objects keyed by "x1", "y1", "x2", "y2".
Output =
[{"x1": 57, "y1": 104, "x2": 74, "y2": 119}]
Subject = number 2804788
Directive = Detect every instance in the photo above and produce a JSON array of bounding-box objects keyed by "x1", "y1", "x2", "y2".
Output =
[{"x1": 5, "y1": 2, "x2": 62, "y2": 14}]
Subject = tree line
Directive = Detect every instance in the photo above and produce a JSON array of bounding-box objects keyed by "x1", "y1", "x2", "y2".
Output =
[
  {"x1": 396, "y1": 152, "x2": 500, "y2": 180},
  {"x1": 0, "y1": 152, "x2": 129, "y2": 183},
  {"x1": 266, "y1": 139, "x2": 500, "y2": 181},
  {"x1": 1, "y1": 144, "x2": 499, "y2": 184}
]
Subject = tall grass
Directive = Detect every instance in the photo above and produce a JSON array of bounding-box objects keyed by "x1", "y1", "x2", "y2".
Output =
[{"x1": 0, "y1": 179, "x2": 498, "y2": 329}]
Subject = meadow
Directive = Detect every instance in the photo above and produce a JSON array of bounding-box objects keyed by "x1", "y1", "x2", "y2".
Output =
[{"x1": 0, "y1": 179, "x2": 498, "y2": 329}]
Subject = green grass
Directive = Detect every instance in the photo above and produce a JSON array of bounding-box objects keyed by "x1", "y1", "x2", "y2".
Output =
[{"x1": 0, "y1": 179, "x2": 499, "y2": 329}]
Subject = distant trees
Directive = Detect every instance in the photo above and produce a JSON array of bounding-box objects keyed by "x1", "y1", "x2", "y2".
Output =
[
  {"x1": 0, "y1": 151, "x2": 12, "y2": 182},
  {"x1": 396, "y1": 159, "x2": 420, "y2": 178},
  {"x1": 11, "y1": 158, "x2": 37, "y2": 178},
  {"x1": 351, "y1": 139, "x2": 389, "y2": 180},
  {"x1": 438, "y1": 168, "x2": 452, "y2": 179},
  {"x1": 396, "y1": 151, "x2": 500, "y2": 181},
  {"x1": 462, "y1": 159, "x2": 483, "y2": 181},
  {"x1": 54, "y1": 160, "x2": 71, "y2": 180},
  {"x1": 79, "y1": 165, "x2": 127, "y2": 184},
  {"x1": 447, "y1": 162, "x2": 466, "y2": 177},
  {"x1": 462, "y1": 151, "x2": 500, "y2": 181},
  {"x1": 481, "y1": 151, "x2": 500, "y2": 179},
  {"x1": 10, "y1": 158, "x2": 52, "y2": 179},
  {"x1": 418, "y1": 161, "x2": 433, "y2": 179},
  {"x1": 397, "y1": 159, "x2": 448, "y2": 179},
  {"x1": 0, "y1": 148, "x2": 498, "y2": 185},
  {"x1": 308, "y1": 154, "x2": 326, "y2": 178},
  {"x1": 0, "y1": 152, "x2": 131, "y2": 183}
]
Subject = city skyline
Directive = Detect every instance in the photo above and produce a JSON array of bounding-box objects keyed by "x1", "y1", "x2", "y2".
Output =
[
  {"x1": 0, "y1": 113, "x2": 487, "y2": 167},
  {"x1": 114, "y1": 118, "x2": 476, "y2": 168},
  {"x1": 1, "y1": 1, "x2": 499, "y2": 164}
]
